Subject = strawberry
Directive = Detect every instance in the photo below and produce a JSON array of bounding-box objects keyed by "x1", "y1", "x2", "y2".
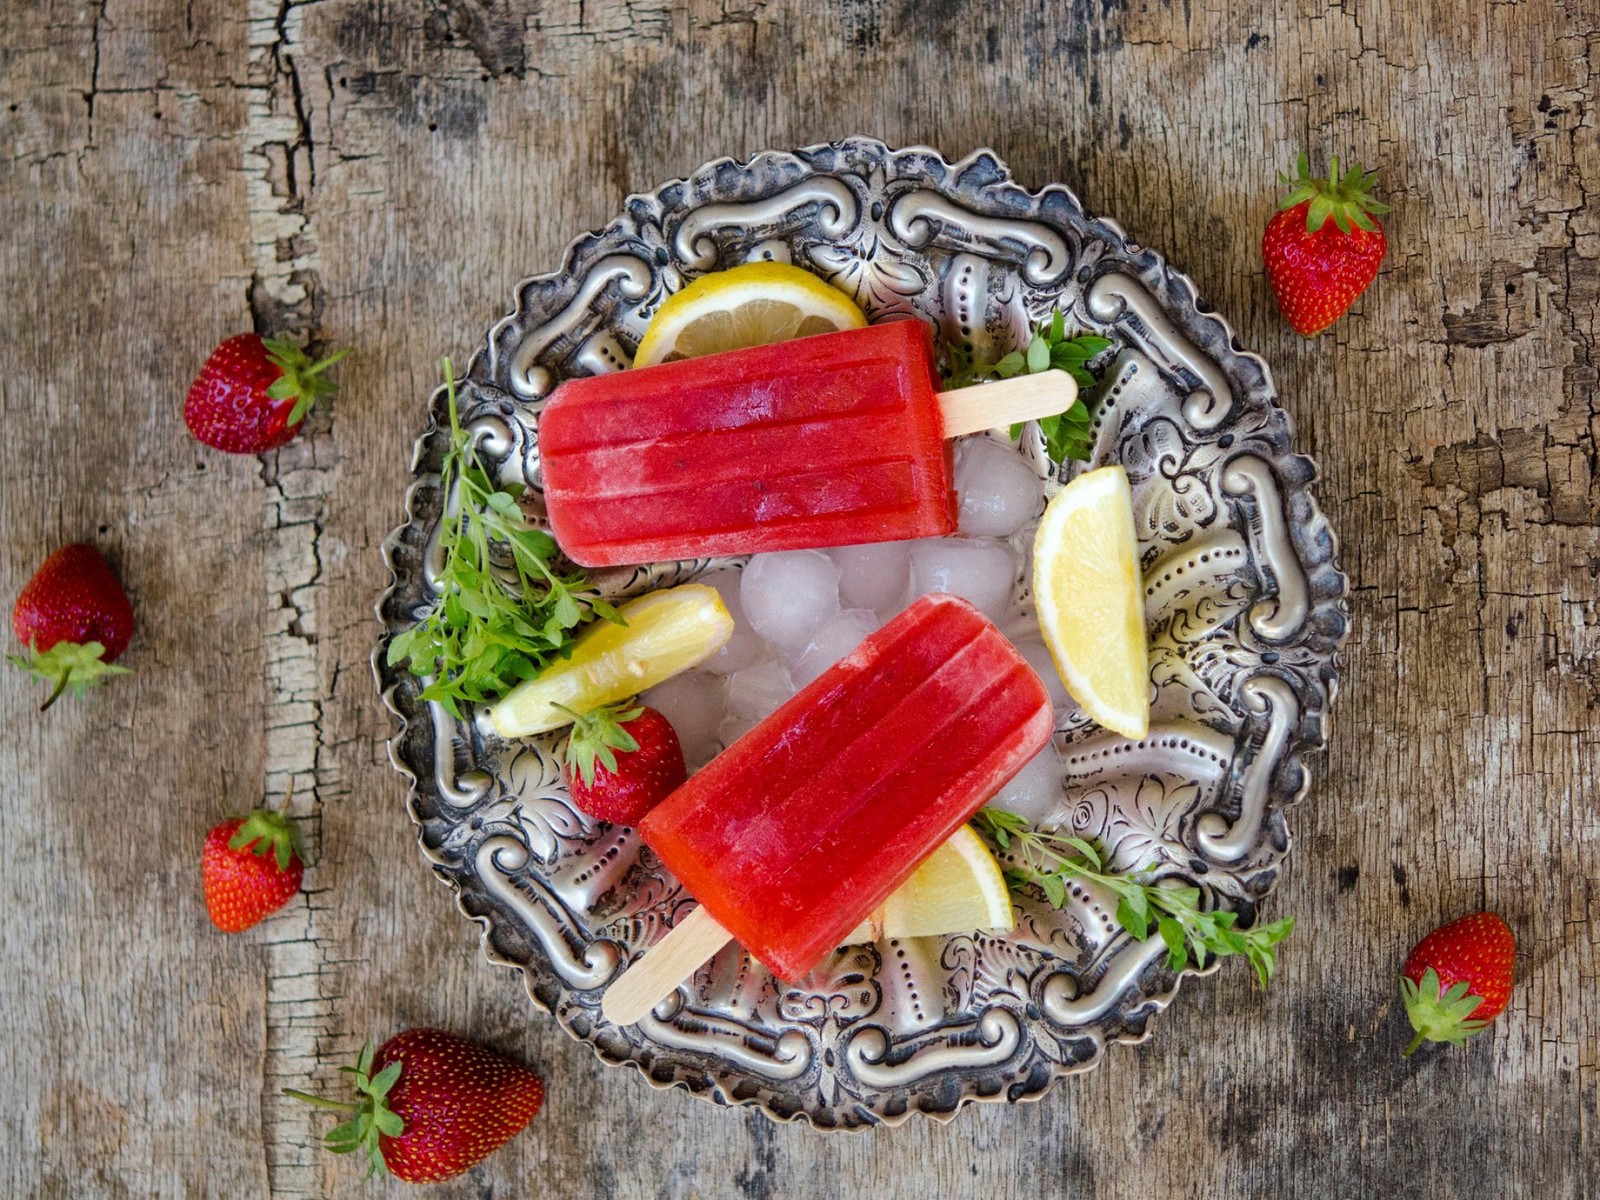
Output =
[
  {"x1": 8, "y1": 543, "x2": 134, "y2": 710},
  {"x1": 287, "y1": 1029, "x2": 544, "y2": 1182},
  {"x1": 558, "y1": 702, "x2": 686, "y2": 825},
  {"x1": 184, "y1": 333, "x2": 349, "y2": 453},
  {"x1": 1262, "y1": 152, "x2": 1390, "y2": 335},
  {"x1": 1400, "y1": 911, "x2": 1516, "y2": 1056},
  {"x1": 202, "y1": 808, "x2": 304, "y2": 932}
]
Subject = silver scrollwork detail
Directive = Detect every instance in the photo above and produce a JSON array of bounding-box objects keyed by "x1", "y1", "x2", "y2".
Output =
[
  {"x1": 1041, "y1": 938, "x2": 1167, "y2": 1026},
  {"x1": 476, "y1": 836, "x2": 622, "y2": 989},
  {"x1": 673, "y1": 177, "x2": 859, "y2": 270},
  {"x1": 1197, "y1": 675, "x2": 1299, "y2": 861},
  {"x1": 888, "y1": 191, "x2": 1072, "y2": 286},
  {"x1": 509, "y1": 255, "x2": 654, "y2": 398},
  {"x1": 1087, "y1": 273, "x2": 1234, "y2": 430},
  {"x1": 845, "y1": 1007, "x2": 1023, "y2": 1087},
  {"x1": 638, "y1": 994, "x2": 814, "y2": 1080},
  {"x1": 428, "y1": 696, "x2": 492, "y2": 808},
  {"x1": 1222, "y1": 455, "x2": 1311, "y2": 643}
]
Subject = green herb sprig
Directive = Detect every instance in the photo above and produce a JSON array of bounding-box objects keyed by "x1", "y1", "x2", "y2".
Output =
[
  {"x1": 972, "y1": 808, "x2": 1294, "y2": 988},
  {"x1": 945, "y1": 309, "x2": 1112, "y2": 465},
  {"x1": 387, "y1": 361, "x2": 621, "y2": 717}
]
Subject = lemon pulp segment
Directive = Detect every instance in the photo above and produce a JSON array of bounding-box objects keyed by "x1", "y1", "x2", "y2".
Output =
[
  {"x1": 1032, "y1": 465, "x2": 1150, "y2": 739},
  {"x1": 874, "y1": 825, "x2": 1016, "y2": 940},
  {"x1": 488, "y1": 584, "x2": 733, "y2": 737},
  {"x1": 632, "y1": 261, "x2": 867, "y2": 367}
]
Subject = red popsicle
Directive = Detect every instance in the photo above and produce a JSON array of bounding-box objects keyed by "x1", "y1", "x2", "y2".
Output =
[
  {"x1": 601, "y1": 594, "x2": 1054, "y2": 1024},
  {"x1": 539, "y1": 321, "x2": 1077, "y2": 567}
]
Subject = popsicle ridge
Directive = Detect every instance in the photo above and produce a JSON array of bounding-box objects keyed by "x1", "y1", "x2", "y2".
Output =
[
  {"x1": 667, "y1": 603, "x2": 984, "y2": 864},
  {"x1": 639, "y1": 594, "x2": 1054, "y2": 981},
  {"x1": 538, "y1": 320, "x2": 956, "y2": 566}
]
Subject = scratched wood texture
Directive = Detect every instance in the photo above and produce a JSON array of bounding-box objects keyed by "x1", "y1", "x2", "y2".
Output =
[{"x1": 2, "y1": 1, "x2": 1596, "y2": 1197}]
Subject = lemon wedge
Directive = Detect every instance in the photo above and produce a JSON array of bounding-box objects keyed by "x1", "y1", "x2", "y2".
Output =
[
  {"x1": 1032, "y1": 465, "x2": 1149, "y2": 739},
  {"x1": 633, "y1": 261, "x2": 867, "y2": 367},
  {"x1": 488, "y1": 584, "x2": 733, "y2": 738},
  {"x1": 846, "y1": 825, "x2": 1014, "y2": 941}
]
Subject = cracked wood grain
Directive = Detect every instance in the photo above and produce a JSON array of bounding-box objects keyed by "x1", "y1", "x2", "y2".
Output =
[
  {"x1": 2, "y1": 1, "x2": 1598, "y2": 1197},
  {"x1": 243, "y1": 3, "x2": 344, "y2": 1197}
]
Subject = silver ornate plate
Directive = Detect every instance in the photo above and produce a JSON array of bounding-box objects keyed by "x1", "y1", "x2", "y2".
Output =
[{"x1": 374, "y1": 139, "x2": 1347, "y2": 1129}]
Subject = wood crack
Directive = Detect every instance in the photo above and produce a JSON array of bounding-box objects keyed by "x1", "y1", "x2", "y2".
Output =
[{"x1": 244, "y1": 2, "x2": 337, "y2": 1196}]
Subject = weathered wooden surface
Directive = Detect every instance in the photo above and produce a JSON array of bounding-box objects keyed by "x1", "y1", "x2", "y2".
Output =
[{"x1": 2, "y1": 1, "x2": 1596, "y2": 1196}]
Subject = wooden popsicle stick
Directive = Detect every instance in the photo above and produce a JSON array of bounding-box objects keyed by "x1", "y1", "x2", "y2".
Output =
[
  {"x1": 936, "y1": 368, "x2": 1079, "y2": 438},
  {"x1": 601, "y1": 905, "x2": 733, "y2": 1026}
]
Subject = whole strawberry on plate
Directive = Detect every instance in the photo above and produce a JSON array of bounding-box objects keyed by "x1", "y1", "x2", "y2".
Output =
[
  {"x1": 287, "y1": 1029, "x2": 544, "y2": 1182},
  {"x1": 8, "y1": 543, "x2": 134, "y2": 710},
  {"x1": 1263, "y1": 152, "x2": 1391, "y2": 336},
  {"x1": 558, "y1": 702, "x2": 686, "y2": 825},
  {"x1": 185, "y1": 333, "x2": 349, "y2": 453},
  {"x1": 1400, "y1": 911, "x2": 1515, "y2": 1056},
  {"x1": 202, "y1": 806, "x2": 304, "y2": 932}
]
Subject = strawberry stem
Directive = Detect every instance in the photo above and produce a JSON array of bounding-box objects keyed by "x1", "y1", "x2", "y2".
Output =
[
  {"x1": 302, "y1": 348, "x2": 351, "y2": 377},
  {"x1": 282, "y1": 1089, "x2": 359, "y2": 1112},
  {"x1": 1402, "y1": 1029, "x2": 1426, "y2": 1057},
  {"x1": 39, "y1": 671, "x2": 69, "y2": 712}
]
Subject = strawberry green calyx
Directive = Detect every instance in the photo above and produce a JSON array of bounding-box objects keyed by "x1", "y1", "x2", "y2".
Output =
[
  {"x1": 227, "y1": 808, "x2": 303, "y2": 872},
  {"x1": 1277, "y1": 151, "x2": 1391, "y2": 235},
  {"x1": 6, "y1": 639, "x2": 131, "y2": 711},
  {"x1": 1400, "y1": 966, "x2": 1491, "y2": 1056},
  {"x1": 557, "y1": 702, "x2": 642, "y2": 786},
  {"x1": 284, "y1": 1040, "x2": 405, "y2": 1180},
  {"x1": 262, "y1": 337, "x2": 351, "y2": 426}
]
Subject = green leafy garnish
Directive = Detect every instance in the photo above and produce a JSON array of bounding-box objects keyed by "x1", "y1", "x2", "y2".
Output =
[
  {"x1": 972, "y1": 808, "x2": 1294, "y2": 988},
  {"x1": 557, "y1": 702, "x2": 642, "y2": 786},
  {"x1": 386, "y1": 360, "x2": 621, "y2": 717},
  {"x1": 944, "y1": 309, "x2": 1112, "y2": 465}
]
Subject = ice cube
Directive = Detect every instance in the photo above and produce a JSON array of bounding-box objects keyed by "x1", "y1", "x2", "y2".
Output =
[
  {"x1": 984, "y1": 742, "x2": 1063, "y2": 825},
  {"x1": 740, "y1": 550, "x2": 841, "y2": 655},
  {"x1": 638, "y1": 670, "x2": 726, "y2": 771},
  {"x1": 907, "y1": 538, "x2": 1019, "y2": 622},
  {"x1": 954, "y1": 436, "x2": 1045, "y2": 537},
  {"x1": 828, "y1": 541, "x2": 911, "y2": 614},
  {"x1": 790, "y1": 608, "x2": 880, "y2": 687},
  {"x1": 697, "y1": 567, "x2": 764, "y2": 675},
  {"x1": 725, "y1": 659, "x2": 795, "y2": 721},
  {"x1": 1010, "y1": 636, "x2": 1071, "y2": 710},
  {"x1": 718, "y1": 712, "x2": 759, "y2": 749}
]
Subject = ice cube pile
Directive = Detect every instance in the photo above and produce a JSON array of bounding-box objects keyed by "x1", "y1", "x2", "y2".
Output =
[{"x1": 638, "y1": 435, "x2": 1071, "y2": 820}]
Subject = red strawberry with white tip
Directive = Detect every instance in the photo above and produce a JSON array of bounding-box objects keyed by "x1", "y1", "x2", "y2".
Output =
[
  {"x1": 9, "y1": 543, "x2": 134, "y2": 710},
  {"x1": 287, "y1": 1029, "x2": 544, "y2": 1182},
  {"x1": 558, "y1": 702, "x2": 686, "y2": 825},
  {"x1": 202, "y1": 807, "x2": 304, "y2": 932},
  {"x1": 1263, "y1": 152, "x2": 1390, "y2": 335},
  {"x1": 1400, "y1": 911, "x2": 1516, "y2": 1056},
  {"x1": 185, "y1": 333, "x2": 349, "y2": 453}
]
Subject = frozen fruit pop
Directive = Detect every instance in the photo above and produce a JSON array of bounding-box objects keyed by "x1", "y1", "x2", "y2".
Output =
[
  {"x1": 601, "y1": 594, "x2": 1053, "y2": 1025},
  {"x1": 539, "y1": 320, "x2": 1077, "y2": 567}
]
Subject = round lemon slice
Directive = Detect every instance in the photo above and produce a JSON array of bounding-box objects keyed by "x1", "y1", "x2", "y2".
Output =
[
  {"x1": 632, "y1": 261, "x2": 867, "y2": 367},
  {"x1": 878, "y1": 825, "x2": 1015, "y2": 939},
  {"x1": 1033, "y1": 465, "x2": 1150, "y2": 739}
]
